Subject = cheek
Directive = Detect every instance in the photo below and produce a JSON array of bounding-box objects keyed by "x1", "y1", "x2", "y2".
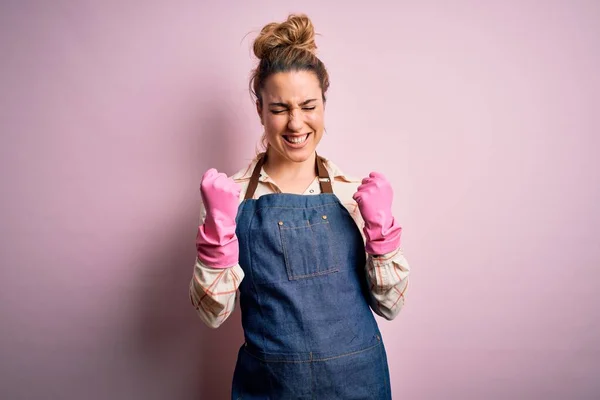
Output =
[
  {"x1": 264, "y1": 116, "x2": 285, "y2": 135},
  {"x1": 307, "y1": 112, "x2": 325, "y2": 130}
]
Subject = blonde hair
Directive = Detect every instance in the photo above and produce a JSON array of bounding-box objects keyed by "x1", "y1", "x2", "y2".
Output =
[{"x1": 249, "y1": 14, "x2": 330, "y2": 153}]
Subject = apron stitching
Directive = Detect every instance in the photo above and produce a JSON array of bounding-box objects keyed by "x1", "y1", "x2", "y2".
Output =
[
  {"x1": 279, "y1": 220, "x2": 340, "y2": 280},
  {"x1": 279, "y1": 221, "x2": 330, "y2": 230},
  {"x1": 254, "y1": 200, "x2": 339, "y2": 211},
  {"x1": 242, "y1": 341, "x2": 381, "y2": 363},
  {"x1": 287, "y1": 268, "x2": 339, "y2": 280},
  {"x1": 312, "y1": 342, "x2": 381, "y2": 362}
]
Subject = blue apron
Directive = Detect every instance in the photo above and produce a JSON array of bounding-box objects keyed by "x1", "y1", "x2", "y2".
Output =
[{"x1": 231, "y1": 154, "x2": 391, "y2": 399}]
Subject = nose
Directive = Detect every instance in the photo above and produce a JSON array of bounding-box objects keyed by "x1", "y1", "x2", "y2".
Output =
[{"x1": 287, "y1": 109, "x2": 303, "y2": 132}]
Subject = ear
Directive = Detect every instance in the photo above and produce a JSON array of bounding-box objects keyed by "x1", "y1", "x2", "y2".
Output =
[{"x1": 256, "y1": 100, "x2": 264, "y2": 126}]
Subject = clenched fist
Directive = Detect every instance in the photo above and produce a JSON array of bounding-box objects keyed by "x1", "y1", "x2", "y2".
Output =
[
  {"x1": 352, "y1": 172, "x2": 402, "y2": 255},
  {"x1": 196, "y1": 168, "x2": 241, "y2": 268}
]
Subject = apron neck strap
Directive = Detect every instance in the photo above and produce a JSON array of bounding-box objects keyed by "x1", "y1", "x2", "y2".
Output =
[
  {"x1": 244, "y1": 152, "x2": 333, "y2": 200},
  {"x1": 315, "y1": 153, "x2": 334, "y2": 194}
]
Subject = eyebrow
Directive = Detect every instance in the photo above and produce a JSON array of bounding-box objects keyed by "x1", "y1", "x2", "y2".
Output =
[{"x1": 268, "y1": 99, "x2": 318, "y2": 107}]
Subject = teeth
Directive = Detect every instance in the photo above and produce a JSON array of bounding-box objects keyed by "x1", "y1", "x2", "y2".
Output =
[{"x1": 288, "y1": 134, "x2": 307, "y2": 144}]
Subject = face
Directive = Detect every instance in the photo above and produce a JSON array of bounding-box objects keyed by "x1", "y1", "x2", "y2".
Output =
[{"x1": 257, "y1": 70, "x2": 325, "y2": 164}]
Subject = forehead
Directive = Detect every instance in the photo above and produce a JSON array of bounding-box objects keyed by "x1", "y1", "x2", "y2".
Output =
[{"x1": 261, "y1": 70, "x2": 322, "y2": 103}]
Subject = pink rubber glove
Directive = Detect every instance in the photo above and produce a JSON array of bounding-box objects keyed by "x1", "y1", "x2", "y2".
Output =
[
  {"x1": 196, "y1": 168, "x2": 241, "y2": 268},
  {"x1": 352, "y1": 172, "x2": 402, "y2": 255}
]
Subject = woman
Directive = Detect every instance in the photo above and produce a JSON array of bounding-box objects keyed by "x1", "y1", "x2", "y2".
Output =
[{"x1": 190, "y1": 14, "x2": 410, "y2": 399}]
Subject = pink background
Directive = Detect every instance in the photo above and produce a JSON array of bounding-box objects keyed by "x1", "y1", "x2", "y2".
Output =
[{"x1": 1, "y1": 1, "x2": 599, "y2": 399}]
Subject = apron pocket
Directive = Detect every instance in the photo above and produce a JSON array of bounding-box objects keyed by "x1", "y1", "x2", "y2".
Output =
[{"x1": 279, "y1": 220, "x2": 339, "y2": 280}]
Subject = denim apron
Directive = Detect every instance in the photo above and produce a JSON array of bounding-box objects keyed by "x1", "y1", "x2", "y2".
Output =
[{"x1": 231, "y1": 154, "x2": 392, "y2": 400}]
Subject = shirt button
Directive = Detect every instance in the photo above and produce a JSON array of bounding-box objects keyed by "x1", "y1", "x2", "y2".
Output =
[
  {"x1": 309, "y1": 189, "x2": 314, "y2": 193},
  {"x1": 278, "y1": 221, "x2": 284, "y2": 226},
  {"x1": 322, "y1": 215, "x2": 327, "y2": 220}
]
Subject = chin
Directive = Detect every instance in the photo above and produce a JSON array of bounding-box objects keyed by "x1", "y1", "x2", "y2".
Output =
[
  {"x1": 283, "y1": 146, "x2": 317, "y2": 163},
  {"x1": 288, "y1": 150, "x2": 313, "y2": 162}
]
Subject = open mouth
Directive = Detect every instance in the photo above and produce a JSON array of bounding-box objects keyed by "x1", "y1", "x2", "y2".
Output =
[{"x1": 283, "y1": 133, "x2": 310, "y2": 144}]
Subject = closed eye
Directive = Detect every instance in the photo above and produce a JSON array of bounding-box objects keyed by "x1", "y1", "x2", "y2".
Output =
[{"x1": 269, "y1": 105, "x2": 316, "y2": 114}]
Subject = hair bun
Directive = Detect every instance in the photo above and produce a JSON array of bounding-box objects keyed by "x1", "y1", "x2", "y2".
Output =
[{"x1": 253, "y1": 14, "x2": 317, "y2": 60}]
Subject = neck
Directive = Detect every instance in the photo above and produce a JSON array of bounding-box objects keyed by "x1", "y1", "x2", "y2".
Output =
[{"x1": 263, "y1": 149, "x2": 317, "y2": 182}]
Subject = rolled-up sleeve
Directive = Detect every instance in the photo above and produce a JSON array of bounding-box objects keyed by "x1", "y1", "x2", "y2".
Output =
[
  {"x1": 366, "y1": 248, "x2": 410, "y2": 320},
  {"x1": 342, "y1": 191, "x2": 411, "y2": 320},
  {"x1": 189, "y1": 199, "x2": 244, "y2": 328},
  {"x1": 189, "y1": 258, "x2": 244, "y2": 328}
]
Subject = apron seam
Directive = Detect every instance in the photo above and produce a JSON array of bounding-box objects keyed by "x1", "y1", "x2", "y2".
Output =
[
  {"x1": 255, "y1": 201, "x2": 340, "y2": 211},
  {"x1": 242, "y1": 340, "x2": 382, "y2": 363}
]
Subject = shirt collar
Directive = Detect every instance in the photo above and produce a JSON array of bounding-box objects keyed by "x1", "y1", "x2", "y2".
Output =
[{"x1": 231, "y1": 154, "x2": 352, "y2": 183}]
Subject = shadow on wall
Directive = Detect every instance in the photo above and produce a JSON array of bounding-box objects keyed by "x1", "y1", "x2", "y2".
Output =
[
  {"x1": 133, "y1": 89, "x2": 246, "y2": 399},
  {"x1": 192, "y1": 98, "x2": 246, "y2": 399}
]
